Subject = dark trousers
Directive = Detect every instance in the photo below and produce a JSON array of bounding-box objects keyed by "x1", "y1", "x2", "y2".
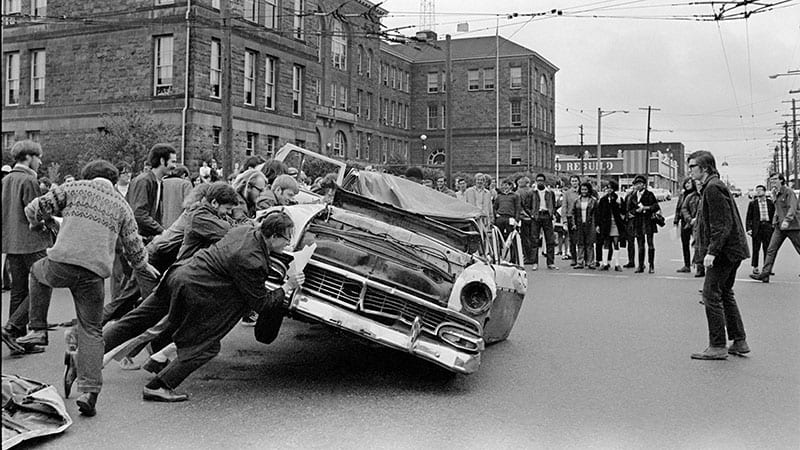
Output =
[
  {"x1": 569, "y1": 224, "x2": 577, "y2": 262},
  {"x1": 761, "y1": 228, "x2": 800, "y2": 275},
  {"x1": 530, "y1": 212, "x2": 555, "y2": 265},
  {"x1": 4, "y1": 251, "x2": 46, "y2": 333},
  {"x1": 103, "y1": 290, "x2": 171, "y2": 354},
  {"x1": 494, "y1": 215, "x2": 514, "y2": 239},
  {"x1": 2, "y1": 257, "x2": 11, "y2": 288},
  {"x1": 102, "y1": 265, "x2": 160, "y2": 325},
  {"x1": 111, "y1": 249, "x2": 132, "y2": 300},
  {"x1": 680, "y1": 226, "x2": 693, "y2": 267},
  {"x1": 574, "y1": 222, "x2": 596, "y2": 265},
  {"x1": 29, "y1": 258, "x2": 105, "y2": 393},
  {"x1": 702, "y1": 256, "x2": 745, "y2": 348},
  {"x1": 520, "y1": 220, "x2": 533, "y2": 263},
  {"x1": 750, "y1": 224, "x2": 773, "y2": 268},
  {"x1": 636, "y1": 233, "x2": 655, "y2": 268}
]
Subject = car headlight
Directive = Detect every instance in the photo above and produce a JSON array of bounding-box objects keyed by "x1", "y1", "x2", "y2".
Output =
[{"x1": 460, "y1": 282, "x2": 492, "y2": 314}]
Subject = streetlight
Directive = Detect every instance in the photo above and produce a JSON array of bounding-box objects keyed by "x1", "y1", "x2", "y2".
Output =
[
  {"x1": 597, "y1": 108, "x2": 629, "y2": 189},
  {"x1": 768, "y1": 69, "x2": 800, "y2": 79}
]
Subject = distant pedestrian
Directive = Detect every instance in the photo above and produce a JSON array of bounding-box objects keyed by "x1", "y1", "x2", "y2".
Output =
[
  {"x1": 571, "y1": 182, "x2": 598, "y2": 269},
  {"x1": 161, "y1": 165, "x2": 193, "y2": 228},
  {"x1": 515, "y1": 177, "x2": 534, "y2": 263},
  {"x1": 688, "y1": 150, "x2": 749, "y2": 360},
  {"x1": 627, "y1": 174, "x2": 660, "y2": 273},
  {"x1": 454, "y1": 177, "x2": 467, "y2": 201},
  {"x1": 493, "y1": 178, "x2": 521, "y2": 239},
  {"x1": 674, "y1": 178, "x2": 697, "y2": 273},
  {"x1": 562, "y1": 175, "x2": 580, "y2": 264},
  {"x1": 749, "y1": 173, "x2": 800, "y2": 283},
  {"x1": 690, "y1": 179, "x2": 705, "y2": 278},
  {"x1": 1, "y1": 141, "x2": 54, "y2": 355},
  {"x1": 435, "y1": 176, "x2": 456, "y2": 197},
  {"x1": 114, "y1": 161, "x2": 132, "y2": 198},
  {"x1": 595, "y1": 180, "x2": 627, "y2": 271},
  {"x1": 744, "y1": 184, "x2": 774, "y2": 276},
  {"x1": 16, "y1": 160, "x2": 159, "y2": 415}
]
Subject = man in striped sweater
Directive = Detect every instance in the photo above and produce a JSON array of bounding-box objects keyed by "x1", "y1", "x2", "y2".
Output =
[{"x1": 15, "y1": 160, "x2": 159, "y2": 417}]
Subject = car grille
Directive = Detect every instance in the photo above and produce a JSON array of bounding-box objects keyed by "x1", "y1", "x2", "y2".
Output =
[{"x1": 302, "y1": 262, "x2": 480, "y2": 336}]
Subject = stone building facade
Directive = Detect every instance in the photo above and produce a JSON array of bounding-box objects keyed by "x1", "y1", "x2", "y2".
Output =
[{"x1": 2, "y1": 0, "x2": 556, "y2": 179}]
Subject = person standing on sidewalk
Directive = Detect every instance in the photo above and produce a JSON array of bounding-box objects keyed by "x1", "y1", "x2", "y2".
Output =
[
  {"x1": 749, "y1": 173, "x2": 799, "y2": 283},
  {"x1": 1, "y1": 141, "x2": 54, "y2": 354},
  {"x1": 15, "y1": 160, "x2": 159, "y2": 416},
  {"x1": 522, "y1": 173, "x2": 559, "y2": 270},
  {"x1": 562, "y1": 175, "x2": 581, "y2": 265},
  {"x1": 744, "y1": 185, "x2": 774, "y2": 276},
  {"x1": 628, "y1": 175, "x2": 660, "y2": 273},
  {"x1": 595, "y1": 180, "x2": 627, "y2": 272},
  {"x1": 688, "y1": 150, "x2": 749, "y2": 360},
  {"x1": 674, "y1": 178, "x2": 697, "y2": 273},
  {"x1": 571, "y1": 182, "x2": 598, "y2": 270}
]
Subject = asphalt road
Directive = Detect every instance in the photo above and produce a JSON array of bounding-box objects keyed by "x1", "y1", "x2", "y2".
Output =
[{"x1": 3, "y1": 198, "x2": 799, "y2": 449}]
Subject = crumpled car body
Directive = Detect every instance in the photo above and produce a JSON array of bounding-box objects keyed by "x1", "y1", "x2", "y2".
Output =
[
  {"x1": 2, "y1": 374, "x2": 72, "y2": 448},
  {"x1": 264, "y1": 144, "x2": 528, "y2": 374}
]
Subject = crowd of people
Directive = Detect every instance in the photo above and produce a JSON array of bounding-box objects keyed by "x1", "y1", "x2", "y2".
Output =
[{"x1": 2, "y1": 138, "x2": 797, "y2": 417}]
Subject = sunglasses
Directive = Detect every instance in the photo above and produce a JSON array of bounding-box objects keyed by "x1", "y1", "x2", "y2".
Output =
[{"x1": 688, "y1": 164, "x2": 698, "y2": 169}]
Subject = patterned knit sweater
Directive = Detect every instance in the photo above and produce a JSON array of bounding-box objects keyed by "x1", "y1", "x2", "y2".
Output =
[{"x1": 25, "y1": 178, "x2": 148, "y2": 278}]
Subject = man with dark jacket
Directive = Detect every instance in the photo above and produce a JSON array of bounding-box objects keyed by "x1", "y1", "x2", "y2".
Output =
[
  {"x1": 745, "y1": 184, "x2": 775, "y2": 276},
  {"x1": 688, "y1": 150, "x2": 749, "y2": 360},
  {"x1": 750, "y1": 173, "x2": 800, "y2": 283},
  {"x1": 627, "y1": 174, "x2": 660, "y2": 273},
  {"x1": 521, "y1": 173, "x2": 559, "y2": 270},
  {"x1": 1, "y1": 141, "x2": 54, "y2": 354}
]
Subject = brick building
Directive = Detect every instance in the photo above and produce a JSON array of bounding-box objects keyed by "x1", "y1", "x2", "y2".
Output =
[{"x1": 2, "y1": 0, "x2": 556, "y2": 180}]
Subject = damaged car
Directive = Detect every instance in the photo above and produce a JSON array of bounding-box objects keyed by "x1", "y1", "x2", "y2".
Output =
[{"x1": 259, "y1": 144, "x2": 528, "y2": 374}]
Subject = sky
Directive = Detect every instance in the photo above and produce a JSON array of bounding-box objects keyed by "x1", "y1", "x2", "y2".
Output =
[{"x1": 379, "y1": 0, "x2": 800, "y2": 189}]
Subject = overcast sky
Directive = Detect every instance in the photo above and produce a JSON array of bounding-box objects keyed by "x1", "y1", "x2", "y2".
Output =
[{"x1": 380, "y1": 0, "x2": 800, "y2": 189}]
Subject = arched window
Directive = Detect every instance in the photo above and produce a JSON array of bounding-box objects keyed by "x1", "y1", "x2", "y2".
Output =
[
  {"x1": 333, "y1": 131, "x2": 347, "y2": 157},
  {"x1": 428, "y1": 149, "x2": 445, "y2": 166},
  {"x1": 331, "y1": 19, "x2": 347, "y2": 70},
  {"x1": 357, "y1": 45, "x2": 364, "y2": 75},
  {"x1": 539, "y1": 74, "x2": 547, "y2": 95}
]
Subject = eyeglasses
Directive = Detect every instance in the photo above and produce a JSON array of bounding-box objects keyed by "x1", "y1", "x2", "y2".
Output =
[
  {"x1": 688, "y1": 164, "x2": 698, "y2": 169},
  {"x1": 277, "y1": 233, "x2": 292, "y2": 241}
]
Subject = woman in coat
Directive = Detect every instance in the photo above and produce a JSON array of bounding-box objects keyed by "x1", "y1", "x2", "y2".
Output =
[
  {"x1": 572, "y1": 182, "x2": 599, "y2": 269},
  {"x1": 628, "y1": 174, "x2": 661, "y2": 273},
  {"x1": 595, "y1": 180, "x2": 627, "y2": 272},
  {"x1": 688, "y1": 179, "x2": 705, "y2": 277},
  {"x1": 676, "y1": 178, "x2": 699, "y2": 273}
]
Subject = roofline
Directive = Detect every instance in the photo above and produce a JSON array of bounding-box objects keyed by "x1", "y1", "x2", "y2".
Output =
[
  {"x1": 379, "y1": 42, "x2": 415, "y2": 63},
  {"x1": 354, "y1": 0, "x2": 388, "y2": 15}
]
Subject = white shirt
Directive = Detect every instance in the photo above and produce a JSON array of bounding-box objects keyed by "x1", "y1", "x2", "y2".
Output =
[{"x1": 537, "y1": 188, "x2": 548, "y2": 211}]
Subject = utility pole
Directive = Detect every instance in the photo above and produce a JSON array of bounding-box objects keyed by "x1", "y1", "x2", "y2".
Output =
[
  {"x1": 638, "y1": 106, "x2": 661, "y2": 156},
  {"x1": 794, "y1": 99, "x2": 798, "y2": 188},
  {"x1": 220, "y1": 0, "x2": 233, "y2": 176},
  {"x1": 445, "y1": 34, "x2": 453, "y2": 184},
  {"x1": 579, "y1": 124, "x2": 584, "y2": 175},
  {"x1": 784, "y1": 121, "x2": 790, "y2": 182}
]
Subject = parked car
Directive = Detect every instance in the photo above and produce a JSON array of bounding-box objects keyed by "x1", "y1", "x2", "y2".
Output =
[
  {"x1": 650, "y1": 188, "x2": 672, "y2": 202},
  {"x1": 730, "y1": 188, "x2": 742, "y2": 198},
  {"x1": 261, "y1": 144, "x2": 529, "y2": 374}
]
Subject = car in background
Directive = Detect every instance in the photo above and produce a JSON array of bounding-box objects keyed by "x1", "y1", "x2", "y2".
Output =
[
  {"x1": 730, "y1": 188, "x2": 742, "y2": 198},
  {"x1": 650, "y1": 187, "x2": 672, "y2": 202}
]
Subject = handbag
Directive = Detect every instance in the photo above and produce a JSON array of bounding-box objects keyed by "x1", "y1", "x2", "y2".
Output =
[{"x1": 653, "y1": 212, "x2": 666, "y2": 227}]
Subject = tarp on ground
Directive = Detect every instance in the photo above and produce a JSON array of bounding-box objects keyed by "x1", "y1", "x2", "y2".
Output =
[
  {"x1": 2, "y1": 374, "x2": 72, "y2": 448},
  {"x1": 346, "y1": 170, "x2": 484, "y2": 221}
]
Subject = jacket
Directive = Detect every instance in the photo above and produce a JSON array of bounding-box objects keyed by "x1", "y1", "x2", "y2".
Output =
[
  {"x1": 493, "y1": 191, "x2": 521, "y2": 220},
  {"x1": 572, "y1": 196, "x2": 598, "y2": 226},
  {"x1": 595, "y1": 192, "x2": 627, "y2": 240},
  {"x1": 772, "y1": 185, "x2": 800, "y2": 230},
  {"x1": 126, "y1": 170, "x2": 164, "y2": 238},
  {"x1": 680, "y1": 191, "x2": 700, "y2": 228},
  {"x1": 522, "y1": 187, "x2": 557, "y2": 218},
  {"x1": 697, "y1": 175, "x2": 749, "y2": 262},
  {"x1": 626, "y1": 188, "x2": 660, "y2": 235},
  {"x1": 1, "y1": 164, "x2": 53, "y2": 254},
  {"x1": 161, "y1": 177, "x2": 192, "y2": 229},
  {"x1": 745, "y1": 197, "x2": 775, "y2": 236},
  {"x1": 175, "y1": 201, "x2": 232, "y2": 262}
]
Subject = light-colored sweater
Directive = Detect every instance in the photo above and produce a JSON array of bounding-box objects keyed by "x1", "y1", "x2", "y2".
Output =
[{"x1": 25, "y1": 178, "x2": 148, "y2": 278}]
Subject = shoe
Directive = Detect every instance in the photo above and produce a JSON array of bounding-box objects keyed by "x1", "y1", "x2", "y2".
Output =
[
  {"x1": 547, "y1": 264, "x2": 559, "y2": 270},
  {"x1": 623, "y1": 262, "x2": 635, "y2": 268},
  {"x1": 691, "y1": 346, "x2": 728, "y2": 360},
  {"x1": 694, "y1": 272, "x2": 705, "y2": 278},
  {"x1": 614, "y1": 265, "x2": 623, "y2": 272},
  {"x1": 240, "y1": 311, "x2": 258, "y2": 327},
  {"x1": 16, "y1": 329, "x2": 48, "y2": 346},
  {"x1": 728, "y1": 340, "x2": 750, "y2": 355},
  {"x1": 142, "y1": 358, "x2": 169, "y2": 374},
  {"x1": 561, "y1": 255, "x2": 571, "y2": 260},
  {"x1": 752, "y1": 268, "x2": 760, "y2": 275},
  {"x1": 555, "y1": 251, "x2": 562, "y2": 256},
  {"x1": 570, "y1": 261, "x2": 578, "y2": 267},
  {"x1": 143, "y1": 386, "x2": 188, "y2": 402},
  {"x1": 599, "y1": 264, "x2": 610, "y2": 271},
  {"x1": 634, "y1": 267, "x2": 644, "y2": 273},
  {"x1": 749, "y1": 273, "x2": 769, "y2": 283},
  {"x1": 531, "y1": 264, "x2": 538, "y2": 271},
  {"x1": 677, "y1": 266, "x2": 691, "y2": 273},
  {"x1": 648, "y1": 266, "x2": 655, "y2": 274},
  {"x1": 586, "y1": 264, "x2": 596, "y2": 270},
  {"x1": 117, "y1": 356, "x2": 141, "y2": 371},
  {"x1": 573, "y1": 264, "x2": 584, "y2": 269},
  {"x1": 76, "y1": 392, "x2": 98, "y2": 416},
  {"x1": 699, "y1": 300, "x2": 704, "y2": 305},
  {"x1": 64, "y1": 351, "x2": 77, "y2": 398},
  {"x1": 2, "y1": 327, "x2": 26, "y2": 354}
]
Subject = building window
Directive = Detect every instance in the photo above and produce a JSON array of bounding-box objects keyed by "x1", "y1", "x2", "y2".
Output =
[
  {"x1": 212, "y1": 127, "x2": 221, "y2": 146},
  {"x1": 292, "y1": 65, "x2": 303, "y2": 116},
  {"x1": 428, "y1": 149, "x2": 445, "y2": 166},
  {"x1": 155, "y1": 0, "x2": 173, "y2": 5},
  {"x1": 31, "y1": 0, "x2": 45, "y2": 16},
  {"x1": 153, "y1": 35, "x2": 174, "y2": 96},
  {"x1": 365, "y1": 92, "x2": 372, "y2": 119},
  {"x1": 427, "y1": 73, "x2": 438, "y2": 93},
  {"x1": 293, "y1": 0, "x2": 304, "y2": 39},
  {"x1": 405, "y1": 104, "x2": 409, "y2": 130},
  {"x1": 265, "y1": 0, "x2": 277, "y2": 28},
  {"x1": 2, "y1": 132, "x2": 14, "y2": 152},
  {"x1": 540, "y1": 74, "x2": 547, "y2": 95},
  {"x1": 381, "y1": 137, "x2": 387, "y2": 163},
  {"x1": 4, "y1": 52, "x2": 19, "y2": 105},
  {"x1": 390, "y1": 101, "x2": 395, "y2": 126},
  {"x1": 338, "y1": 85, "x2": 347, "y2": 110},
  {"x1": 440, "y1": 71, "x2": 447, "y2": 92},
  {"x1": 331, "y1": 19, "x2": 347, "y2": 70},
  {"x1": 265, "y1": 56, "x2": 276, "y2": 109},
  {"x1": 333, "y1": 131, "x2": 346, "y2": 157},
  {"x1": 510, "y1": 67, "x2": 522, "y2": 89},
  {"x1": 4, "y1": 0, "x2": 20, "y2": 14},
  {"x1": 483, "y1": 68, "x2": 495, "y2": 90},
  {"x1": 468, "y1": 69, "x2": 480, "y2": 91},
  {"x1": 510, "y1": 140, "x2": 521, "y2": 165},
  {"x1": 405, "y1": 72, "x2": 410, "y2": 92},
  {"x1": 266, "y1": 135, "x2": 278, "y2": 156},
  {"x1": 427, "y1": 105, "x2": 438, "y2": 130},
  {"x1": 366, "y1": 49, "x2": 372, "y2": 78},
  {"x1": 510, "y1": 100, "x2": 521, "y2": 126},
  {"x1": 365, "y1": 133, "x2": 372, "y2": 160},
  {"x1": 382, "y1": 63, "x2": 389, "y2": 86},
  {"x1": 355, "y1": 132, "x2": 362, "y2": 159},
  {"x1": 355, "y1": 89, "x2": 362, "y2": 116},
  {"x1": 30, "y1": 49, "x2": 45, "y2": 104},
  {"x1": 357, "y1": 45, "x2": 363, "y2": 75},
  {"x1": 243, "y1": 0, "x2": 258, "y2": 23},
  {"x1": 329, "y1": 82, "x2": 336, "y2": 107},
  {"x1": 26, "y1": 130, "x2": 40, "y2": 143},
  {"x1": 440, "y1": 105, "x2": 446, "y2": 129},
  {"x1": 391, "y1": 66, "x2": 396, "y2": 89},
  {"x1": 210, "y1": 39, "x2": 221, "y2": 98},
  {"x1": 244, "y1": 50, "x2": 256, "y2": 105},
  {"x1": 246, "y1": 132, "x2": 257, "y2": 156},
  {"x1": 211, "y1": 0, "x2": 219, "y2": 9}
]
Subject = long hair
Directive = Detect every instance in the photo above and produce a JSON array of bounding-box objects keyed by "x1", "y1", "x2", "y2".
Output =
[
  {"x1": 233, "y1": 169, "x2": 267, "y2": 198},
  {"x1": 579, "y1": 181, "x2": 594, "y2": 197},
  {"x1": 682, "y1": 177, "x2": 696, "y2": 195},
  {"x1": 687, "y1": 150, "x2": 719, "y2": 176}
]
